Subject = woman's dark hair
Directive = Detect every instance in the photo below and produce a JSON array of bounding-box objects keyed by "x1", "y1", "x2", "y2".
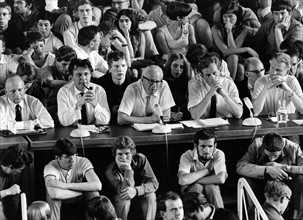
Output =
[
  {"x1": 164, "y1": 53, "x2": 188, "y2": 79},
  {"x1": 220, "y1": 1, "x2": 243, "y2": 26},
  {"x1": 166, "y1": 2, "x2": 192, "y2": 21},
  {"x1": 115, "y1": 9, "x2": 140, "y2": 37}
]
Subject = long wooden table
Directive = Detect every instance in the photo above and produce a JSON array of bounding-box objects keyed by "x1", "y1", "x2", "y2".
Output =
[
  {"x1": 0, "y1": 135, "x2": 28, "y2": 149},
  {"x1": 27, "y1": 114, "x2": 303, "y2": 150},
  {"x1": 16, "y1": 114, "x2": 303, "y2": 202}
]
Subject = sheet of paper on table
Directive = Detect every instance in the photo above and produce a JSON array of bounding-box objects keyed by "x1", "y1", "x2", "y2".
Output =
[
  {"x1": 180, "y1": 118, "x2": 230, "y2": 128},
  {"x1": 132, "y1": 123, "x2": 184, "y2": 131}
]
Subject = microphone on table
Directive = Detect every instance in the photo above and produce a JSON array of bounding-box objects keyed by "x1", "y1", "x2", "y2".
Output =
[
  {"x1": 152, "y1": 104, "x2": 171, "y2": 134},
  {"x1": 242, "y1": 97, "x2": 262, "y2": 126}
]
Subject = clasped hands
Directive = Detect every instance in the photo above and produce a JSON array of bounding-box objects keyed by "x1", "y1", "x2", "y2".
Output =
[
  {"x1": 267, "y1": 75, "x2": 292, "y2": 93},
  {"x1": 77, "y1": 90, "x2": 97, "y2": 108},
  {"x1": 265, "y1": 162, "x2": 290, "y2": 181}
]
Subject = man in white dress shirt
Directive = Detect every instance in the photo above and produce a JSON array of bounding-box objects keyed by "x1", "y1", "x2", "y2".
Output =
[
  {"x1": 0, "y1": 74, "x2": 54, "y2": 128},
  {"x1": 57, "y1": 58, "x2": 110, "y2": 126},
  {"x1": 118, "y1": 65, "x2": 175, "y2": 125}
]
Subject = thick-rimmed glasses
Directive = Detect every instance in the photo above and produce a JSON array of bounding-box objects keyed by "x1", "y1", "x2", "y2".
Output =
[{"x1": 143, "y1": 76, "x2": 162, "y2": 86}]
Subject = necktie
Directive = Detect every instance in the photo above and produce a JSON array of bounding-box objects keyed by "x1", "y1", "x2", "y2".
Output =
[
  {"x1": 209, "y1": 94, "x2": 217, "y2": 118},
  {"x1": 145, "y1": 95, "x2": 154, "y2": 116},
  {"x1": 80, "y1": 92, "x2": 88, "y2": 125},
  {"x1": 15, "y1": 104, "x2": 22, "y2": 121}
]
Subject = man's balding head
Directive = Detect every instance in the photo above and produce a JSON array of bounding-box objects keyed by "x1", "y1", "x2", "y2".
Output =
[
  {"x1": 141, "y1": 65, "x2": 163, "y2": 95},
  {"x1": 5, "y1": 75, "x2": 25, "y2": 104}
]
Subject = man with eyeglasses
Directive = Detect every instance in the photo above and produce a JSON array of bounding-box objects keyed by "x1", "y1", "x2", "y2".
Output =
[
  {"x1": 237, "y1": 132, "x2": 303, "y2": 220},
  {"x1": 44, "y1": 138, "x2": 102, "y2": 220},
  {"x1": 261, "y1": 180, "x2": 292, "y2": 220},
  {"x1": 118, "y1": 65, "x2": 175, "y2": 125},
  {"x1": 252, "y1": 52, "x2": 303, "y2": 116},
  {"x1": 237, "y1": 57, "x2": 265, "y2": 118},
  {"x1": 188, "y1": 56, "x2": 243, "y2": 119}
]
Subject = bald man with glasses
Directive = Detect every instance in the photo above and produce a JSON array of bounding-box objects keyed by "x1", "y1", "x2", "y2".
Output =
[
  {"x1": 237, "y1": 57, "x2": 265, "y2": 118},
  {"x1": 118, "y1": 65, "x2": 175, "y2": 125}
]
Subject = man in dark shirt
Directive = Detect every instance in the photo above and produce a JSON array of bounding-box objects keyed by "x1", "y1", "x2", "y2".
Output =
[
  {"x1": 105, "y1": 136, "x2": 158, "y2": 220},
  {"x1": 0, "y1": 144, "x2": 33, "y2": 220},
  {"x1": 10, "y1": 0, "x2": 38, "y2": 34},
  {"x1": 94, "y1": 51, "x2": 136, "y2": 124},
  {"x1": 42, "y1": 45, "x2": 77, "y2": 126},
  {"x1": 0, "y1": 2, "x2": 26, "y2": 54}
]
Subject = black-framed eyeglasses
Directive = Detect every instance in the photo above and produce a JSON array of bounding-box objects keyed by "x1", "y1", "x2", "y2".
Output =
[
  {"x1": 247, "y1": 69, "x2": 265, "y2": 76},
  {"x1": 285, "y1": 195, "x2": 291, "y2": 201},
  {"x1": 143, "y1": 76, "x2": 162, "y2": 85}
]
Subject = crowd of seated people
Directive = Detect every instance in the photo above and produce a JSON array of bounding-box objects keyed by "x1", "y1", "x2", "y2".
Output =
[{"x1": 0, "y1": 0, "x2": 303, "y2": 219}]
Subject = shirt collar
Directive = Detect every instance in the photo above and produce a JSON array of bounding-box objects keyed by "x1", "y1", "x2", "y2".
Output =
[
  {"x1": 0, "y1": 54, "x2": 6, "y2": 64},
  {"x1": 7, "y1": 96, "x2": 24, "y2": 109}
]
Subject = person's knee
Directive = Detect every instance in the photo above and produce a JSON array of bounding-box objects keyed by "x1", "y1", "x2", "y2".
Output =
[
  {"x1": 205, "y1": 184, "x2": 220, "y2": 196},
  {"x1": 295, "y1": 175, "x2": 303, "y2": 189},
  {"x1": 188, "y1": 183, "x2": 204, "y2": 193},
  {"x1": 228, "y1": 54, "x2": 238, "y2": 63},
  {"x1": 142, "y1": 192, "x2": 156, "y2": 204}
]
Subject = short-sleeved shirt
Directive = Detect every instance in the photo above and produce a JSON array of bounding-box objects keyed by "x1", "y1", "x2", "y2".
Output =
[
  {"x1": 0, "y1": 55, "x2": 19, "y2": 89},
  {"x1": 44, "y1": 156, "x2": 93, "y2": 184},
  {"x1": 188, "y1": 75, "x2": 242, "y2": 118},
  {"x1": 44, "y1": 32, "x2": 63, "y2": 54},
  {"x1": 252, "y1": 75, "x2": 303, "y2": 115},
  {"x1": 118, "y1": 79, "x2": 175, "y2": 117},
  {"x1": 178, "y1": 148, "x2": 227, "y2": 176}
]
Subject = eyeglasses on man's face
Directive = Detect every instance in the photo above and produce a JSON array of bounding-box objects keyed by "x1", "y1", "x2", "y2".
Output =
[
  {"x1": 247, "y1": 69, "x2": 265, "y2": 76},
  {"x1": 143, "y1": 76, "x2": 162, "y2": 86}
]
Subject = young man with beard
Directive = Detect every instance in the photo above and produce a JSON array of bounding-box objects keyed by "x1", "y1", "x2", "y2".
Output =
[
  {"x1": 94, "y1": 51, "x2": 136, "y2": 124},
  {"x1": 178, "y1": 129, "x2": 227, "y2": 208},
  {"x1": 44, "y1": 138, "x2": 101, "y2": 220}
]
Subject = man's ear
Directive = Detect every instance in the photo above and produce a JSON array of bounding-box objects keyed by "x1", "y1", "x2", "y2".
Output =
[
  {"x1": 280, "y1": 196, "x2": 285, "y2": 204},
  {"x1": 160, "y1": 211, "x2": 165, "y2": 218},
  {"x1": 55, "y1": 156, "x2": 60, "y2": 160},
  {"x1": 89, "y1": 41, "x2": 94, "y2": 48},
  {"x1": 245, "y1": 71, "x2": 249, "y2": 77}
]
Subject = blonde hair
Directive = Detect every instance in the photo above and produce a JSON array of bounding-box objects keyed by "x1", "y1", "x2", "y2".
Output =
[{"x1": 27, "y1": 201, "x2": 51, "y2": 220}]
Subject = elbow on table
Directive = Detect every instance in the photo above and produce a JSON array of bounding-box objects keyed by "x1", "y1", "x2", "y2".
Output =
[{"x1": 117, "y1": 113, "x2": 127, "y2": 125}]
